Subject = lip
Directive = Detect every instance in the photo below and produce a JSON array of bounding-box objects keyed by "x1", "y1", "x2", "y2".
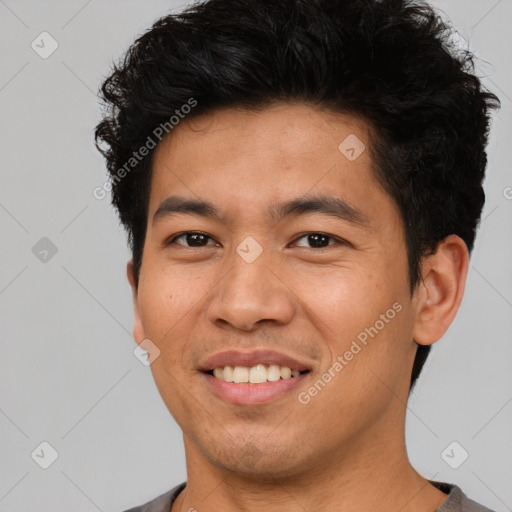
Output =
[
  {"x1": 202, "y1": 371, "x2": 309, "y2": 405},
  {"x1": 199, "y1": 349, "x2": 312, "y2": 372}
]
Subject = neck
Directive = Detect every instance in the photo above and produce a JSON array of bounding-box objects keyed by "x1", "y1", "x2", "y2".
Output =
[{"x1": 172, "y1": 418, "x2": 448, "y2": 512}]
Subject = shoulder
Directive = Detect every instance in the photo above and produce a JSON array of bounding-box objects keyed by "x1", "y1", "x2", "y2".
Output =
[
  {"x1": 431, "y1": 481, "x2": 496, "y2": 512},
  {"x1": 122, "y1": 482, "x2": 186, "y2": 512}
]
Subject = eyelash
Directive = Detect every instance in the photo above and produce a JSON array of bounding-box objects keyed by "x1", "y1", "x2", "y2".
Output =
[{"x1": 166, "y1": 231, "x2": 346, "y2": 249}]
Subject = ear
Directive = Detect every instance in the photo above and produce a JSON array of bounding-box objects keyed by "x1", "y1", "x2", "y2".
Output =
[
  {"x1": 412, "y1": 235, "x2": 469, "y2": 346},
  {"x1": 127, "y1": 260, "x2": 146, "y2": 344}
]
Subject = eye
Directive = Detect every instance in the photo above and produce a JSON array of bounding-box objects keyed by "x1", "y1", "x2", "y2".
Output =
[
  {"x1": 292, "y1": 232, "x2": 342, "y2": 249},
  {"x1": 167, "y1": 231, "x2": 219, "y2": 247}
]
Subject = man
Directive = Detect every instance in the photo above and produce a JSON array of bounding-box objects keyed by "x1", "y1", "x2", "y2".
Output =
[{"x1": 95, "y1": 0, "x2": 500, "y2": 510}]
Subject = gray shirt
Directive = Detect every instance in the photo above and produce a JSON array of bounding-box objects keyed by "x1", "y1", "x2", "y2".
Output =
[{"x1": 123, "y1": 480, "x2": 496, "y2": 511}]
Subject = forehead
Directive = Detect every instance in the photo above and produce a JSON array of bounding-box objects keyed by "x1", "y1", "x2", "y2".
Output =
[
  {"x1": 148, "y1": 103, "x2": 395, "y2": 228},
  {"x1": 153, "y1": 103, "x2": 372, "y2": 170}
]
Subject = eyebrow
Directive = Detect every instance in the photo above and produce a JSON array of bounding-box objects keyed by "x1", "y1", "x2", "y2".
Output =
[
  {"x1": 152, "y1": 196, "x2": 219, "y2": 225},
  {"x1": 152, "y1": 194, "x2": 369, "y2": 228},
  {"x1": 267, "y1": 195, "x2": 369, "y2": 228}
]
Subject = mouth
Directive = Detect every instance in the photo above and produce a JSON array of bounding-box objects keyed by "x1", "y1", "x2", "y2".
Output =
[
  {"x1": 202, "y1": 369, "x2": 310, "y2": 405},
  {"x1": 205, "y1": 365, "x2": 310, "y2": 384},
  {"x1": 199, "y1": 350, "x2": 313, "y2": 405}
]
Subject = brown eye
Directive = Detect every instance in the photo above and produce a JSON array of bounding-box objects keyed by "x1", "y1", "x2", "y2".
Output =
[
  {"x1": 293, "y1": 233, "x2": 337, "y2": 248},
  {"x1": 168, "y1": 232, "x2": 217, "y2": 247}
]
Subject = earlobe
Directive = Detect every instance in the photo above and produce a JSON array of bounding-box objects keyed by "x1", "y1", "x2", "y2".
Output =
[
  {"x1": 126, "y1": 261, "x2": 146, "y2": 343},
  {"x1": 412, "y1": 235, "x2": 469, "y2": 346}
]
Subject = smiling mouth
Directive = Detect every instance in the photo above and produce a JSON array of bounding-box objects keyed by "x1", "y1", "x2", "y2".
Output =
[{"x1": 206, "y1": 364, "x2": 310, "y2": 384}]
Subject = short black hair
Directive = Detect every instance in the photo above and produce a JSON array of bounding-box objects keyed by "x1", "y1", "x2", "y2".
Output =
[{"x1": 95, "y1": 0, "x2": 500, "y2": 391}]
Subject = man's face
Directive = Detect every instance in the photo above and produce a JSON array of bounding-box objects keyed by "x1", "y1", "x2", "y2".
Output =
[{"x1": 130, "y1": 104, "x2": 420, "y2": 477}]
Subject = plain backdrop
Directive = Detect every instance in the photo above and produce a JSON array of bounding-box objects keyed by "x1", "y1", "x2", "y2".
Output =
[{"x1": 1, "y1": 1, "x2": 511, "y2": 511}]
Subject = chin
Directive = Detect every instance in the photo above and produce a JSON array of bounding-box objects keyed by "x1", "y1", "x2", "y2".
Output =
[{"x1": 201, "y1": 437, "x2": 308, "y2": 480}]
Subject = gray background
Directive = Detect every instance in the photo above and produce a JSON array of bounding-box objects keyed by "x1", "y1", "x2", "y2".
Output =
[{"x1": 0, "y1": 1, "x2": 511, "y2": 511}]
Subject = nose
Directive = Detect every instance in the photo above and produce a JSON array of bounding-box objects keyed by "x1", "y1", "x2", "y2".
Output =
[{"x1": 206, "y1": 248, "x2": 296, "y2": 332}]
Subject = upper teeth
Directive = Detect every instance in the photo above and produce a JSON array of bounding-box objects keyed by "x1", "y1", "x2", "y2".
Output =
[{"x1": 213, "y1": 365, "x2": 302, "y2": 384}]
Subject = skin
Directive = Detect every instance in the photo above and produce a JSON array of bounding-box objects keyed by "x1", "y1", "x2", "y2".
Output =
[{"x1": 127, "y1": 103, "x2": 469, "y2": 512}]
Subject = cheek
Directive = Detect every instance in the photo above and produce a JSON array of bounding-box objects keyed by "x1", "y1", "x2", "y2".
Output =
[
  {"x1": 135, "y1": 271, "x2": 198, "y2": 377},
  {"x1": 290, "y1": 262, "x2": 412, "y2": 383},
  {"x1": 136, "y1": 265, "x2": 208, "y2": 414},
  {"x1": 288, "y1": 263, "x2": 399, "y2": 337},
  {"x1": 137, "y1": 261, "x2": 209, "y2": 336}
]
